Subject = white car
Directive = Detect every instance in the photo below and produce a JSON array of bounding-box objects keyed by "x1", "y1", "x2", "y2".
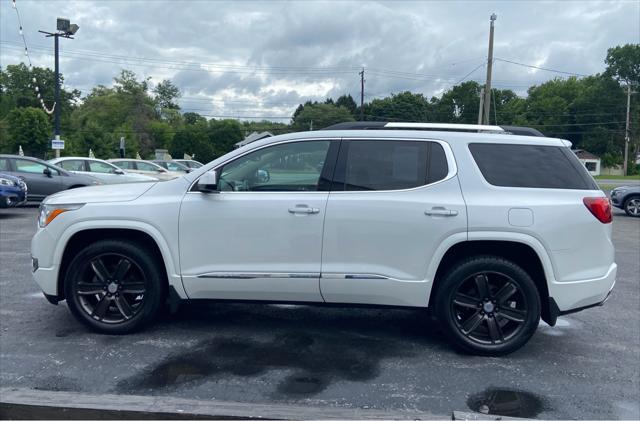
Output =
[
  {"x1": 49, "y1": 157, "x2": 157, "y2": 184},
  {"x1": 31, "y1": 123, "x2": 616, "y2": 355},
  {"x1": 107, "y1": 159, "x2": 182, "y2": 181}
]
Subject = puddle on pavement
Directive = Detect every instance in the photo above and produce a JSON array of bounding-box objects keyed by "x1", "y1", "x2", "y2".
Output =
[
  {"x1": 117, "y1": 331, "x2": 412, "y2": 397},
  {"x1": 467, "y1": 387, "x2": 546, "y2": 418}
]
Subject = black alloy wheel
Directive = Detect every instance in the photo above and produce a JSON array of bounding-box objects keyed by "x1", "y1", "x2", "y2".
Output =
[
  {"x1": 65, "y1": 239, "x2": 165, "y2": 334},
  {"x1": 451, "y1": 271, "x2": 527, "y2": 345},
  {"x1": 434, "y1": 256, "x2": 540, "y2": 356},
  {"x1": 75, "y1": 253, "x2": 147, "y2": 323}
]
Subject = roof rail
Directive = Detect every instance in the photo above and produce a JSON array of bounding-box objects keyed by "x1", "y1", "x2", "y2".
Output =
[
  {"x1": 322, "y1": 122, "x2": 546, "y2": 137},
  {"x1": 322, "y1": 121, "x2": 504, "y2": 132}
]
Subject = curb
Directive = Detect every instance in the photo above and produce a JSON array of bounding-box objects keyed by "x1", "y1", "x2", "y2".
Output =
[{"x1": 0, "y1": 388, "x2": 448, "y2": 420}]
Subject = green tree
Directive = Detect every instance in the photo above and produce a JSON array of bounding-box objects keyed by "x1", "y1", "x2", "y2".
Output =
[
  {"x1": 292, "y1": 103, "x2": 354, "y2": 130},
  {"x1": 432, "y1": 82, "x2": 482, "y2": 123},
  {"x1": 209, "y1": 119, "x2": 243, "y2": 157},
  {"x1": 605, "y1": 44, "x2": 640, "y2": 85},
  {"x1": 366, "y1": 91, "x2": 431, "y2": 122},
  {"x1": 153, "y1": 79, "x2": 181, "y2": 119},
  {"x1": 169, "y1": 121, "x2": 213, "y2": 162},
  {"x1": 335, "y1": 94, "x2": 358, "y2": 116},
  {"x1": 4, "y1": 107, "x2": 51, "y2": 157}
]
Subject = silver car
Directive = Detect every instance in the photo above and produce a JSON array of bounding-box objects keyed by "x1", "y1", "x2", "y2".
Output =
[
  {"x1": 108, "y1": 159, "x2": 183, "y2": 181},
  {"x1": 0, "y1": 154, "x2": 101, "y2": 202},
  {"x1": 49, "y1": 157, "x2": 157, "y2": 184}
]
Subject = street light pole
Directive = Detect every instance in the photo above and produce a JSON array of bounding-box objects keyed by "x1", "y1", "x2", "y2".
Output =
[
  {"x1": 623, "y1": 83, "x2": 631, "y2": 176},
  {"x1": 39, "y1": 18, "x2": 79, "y2": 158}
]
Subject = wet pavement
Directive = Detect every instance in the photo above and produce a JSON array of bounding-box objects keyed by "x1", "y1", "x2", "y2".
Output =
[{"x1": 1, "y1": 205, "x2": 639, "y2": 419}]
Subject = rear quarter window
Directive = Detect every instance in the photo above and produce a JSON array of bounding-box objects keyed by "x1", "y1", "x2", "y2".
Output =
[{"x1": 469, "y1": 143, "x2": 598, "y2": 190}]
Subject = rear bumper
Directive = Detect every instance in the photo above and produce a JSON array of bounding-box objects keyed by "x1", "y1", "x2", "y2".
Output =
[{"x1": 548, "y1": 263, "x2": 616, "y2": 313}]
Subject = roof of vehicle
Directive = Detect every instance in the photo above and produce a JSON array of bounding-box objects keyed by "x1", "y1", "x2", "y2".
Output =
[
  {"x1": 49, "y1": 156, "x2": 112, "y2": 162},
  {"x1": 0, "y1": 154, "x2": 47, "y2": 161},
  {"x1": 323, "y1": 122, "x2": 546, "y2": 137}
]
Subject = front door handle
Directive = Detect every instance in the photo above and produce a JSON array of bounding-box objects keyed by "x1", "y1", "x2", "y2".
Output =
[
  {"x1": 288, "y1": 205, "x2": 320, "y2": 215},
  {"x1": 425, "y1": 207, "x2": 458, "y2": 217}
]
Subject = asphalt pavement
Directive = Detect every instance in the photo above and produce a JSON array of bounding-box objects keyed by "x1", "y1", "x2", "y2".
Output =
[{"x1": 0, "y1": 205, "x2": 638, "y2": 419}]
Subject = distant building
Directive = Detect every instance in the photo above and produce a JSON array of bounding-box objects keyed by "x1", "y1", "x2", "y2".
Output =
[
  {"x1": 573, "y1": 149, "x2": 601, "y2": 176},
  {"x1": 235, "y1": 131, "x2": 273, "y2": 149}
]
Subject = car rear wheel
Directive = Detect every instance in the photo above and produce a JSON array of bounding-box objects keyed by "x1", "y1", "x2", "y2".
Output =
[
  {"x1": 64, "y1": 239, "x2": 165, "y2": 334},
  {"x1": 623, "y1": 195, "x2": 640, "y2": 217},
  {"x1": 434, "y1": 256, "x2": 540, "y2": 356}
]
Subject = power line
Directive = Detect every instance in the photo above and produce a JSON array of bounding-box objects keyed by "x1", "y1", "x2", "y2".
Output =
[{"x1": 495, "y1": 58, "x2": 588, "y2": 77}]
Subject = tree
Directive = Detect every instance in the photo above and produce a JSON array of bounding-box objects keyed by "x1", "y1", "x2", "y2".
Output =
[
  {"x1": 170, "y1": 121, "x2": 213, "y2": 162},
  {"x1": 432, "y1": 82, "x2": 482, "y2": 123},
  {"x1": 4, "y1": 107, "x2": 51, "y2": 157},
  {"x1": 605, "y1": 44, "x2": 640, "y2": 85},
  {"x1": 183, "y1": 112, "x2": 207, "y2": 125},
  {"x1": 209, "y1": 119, "x2": 243, "y2": 157},
  {"x1": 366, "y1": 91, "x2": 431, "y2": 122},
  {"x1": 335, "y1": 94, "x2": 358, "y2": 116},
  {"x1": 292, "y1": 103, "x2": 354, "y2": 130},
  {"x1": 153, "y1": 79, "x2": 181, "y2": 118}
]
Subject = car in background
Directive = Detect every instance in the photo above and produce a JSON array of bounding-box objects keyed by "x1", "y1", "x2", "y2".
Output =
[
  {"x1": 0, "y1": 155, "x2": 101, "y2": 202},
  {"x1": 49, "y1": 157, "x2": 157, "y2": 184},
  {"x1": 611, "y1": 185, "x2": 640, "y2": 217},
  {"x1": 152, "y1": 160, "x2": 192, "y2": 173},
  {"x1": 0, "y1": 172, "x2": 27, "y2": 208},
  {"x1": 174, "y1": 159, "x2": 203, "y2": 169},
  {"x1": 108, "y1": 159, "x2": 182, "y2": 181}
]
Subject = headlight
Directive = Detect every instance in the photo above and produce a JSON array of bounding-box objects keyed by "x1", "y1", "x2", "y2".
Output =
[
  {"x1": 38, "y1": 203, "x2": 84, "y2": 228},
  {"x1": 0, "y1": 177, "x2": 17, "y2": 187}
]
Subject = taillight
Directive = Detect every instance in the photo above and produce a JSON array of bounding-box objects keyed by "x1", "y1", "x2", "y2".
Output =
[{"x1": 583, "y1": 197, "x2": 612, "y2": 223}]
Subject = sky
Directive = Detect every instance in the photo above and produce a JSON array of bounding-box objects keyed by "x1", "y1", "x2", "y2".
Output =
[{"x1": 1, "y1": 0, "x2": 639, "y2": 121}]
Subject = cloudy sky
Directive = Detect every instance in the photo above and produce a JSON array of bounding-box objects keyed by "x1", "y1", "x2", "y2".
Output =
[{"x1": 1, "y1": 0, "x2": 638, "y2": 121}]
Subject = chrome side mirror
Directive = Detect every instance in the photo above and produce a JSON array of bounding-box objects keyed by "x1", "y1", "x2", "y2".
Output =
[{"x1": 197, "y1": 170, "x2": 218, "y2": 193}]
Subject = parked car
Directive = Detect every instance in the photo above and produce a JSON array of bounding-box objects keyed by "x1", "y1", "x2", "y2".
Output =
[
  {"x1": 610, "y1": 185, "x2": 640, "y2": 217},
  {"x1": 152, "y1": 160, "x2": 192, "y2": 173},
  {"x1": 108, "y1": 159, "x2": 182, "y2": 181},
  {"x1": 31, "y1": 123, "x2": 616, "y2": 356},
  {"x1": 0, "y1": 155, "x2": 101, "y2": 202},
  {"x1": 174, "y1": 159, "x2": 203, "y2": 169},
  {"x1": 49, "y1": 157, "x2": 158, "y2": 184},
  {"x1": 0, "y1": 172, "x2": 27, "y2": 208}
]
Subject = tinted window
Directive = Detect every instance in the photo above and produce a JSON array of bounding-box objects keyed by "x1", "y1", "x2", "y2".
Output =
[
  {"x1": 469, "y1": 143, "x2": 598, "y2": 190},
  {"x1": 58, "y1": 160, "x2": 85, "y2": 171},
  {"x1": 0, "y1": 158, "x2": 9, "y2": 171},
  {"x1": 334, "y1": 140, "x2": 448, "y2": 191},
  {"x1": 219, "y1": 141, "x2": 330, "y2": 192},
  {"x1": 89, "y1": 161, "x2": 117, "y2": 173}
]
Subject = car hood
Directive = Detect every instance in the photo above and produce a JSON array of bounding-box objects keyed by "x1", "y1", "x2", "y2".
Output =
[{"x1": 45, "y1": 181, "x2": 157, "y2": 205}]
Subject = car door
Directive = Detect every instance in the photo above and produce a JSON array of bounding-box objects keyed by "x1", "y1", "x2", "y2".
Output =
[
  {"x1": 87, "y1": 159, "x2": 122, "y2": 184},
  {"x1": 179, "y1": 139, "x2": 338, "y2": 301},
  {"x1": 320, "y1": 137, "x2": 467, "y2": 307},
  {"x1": 12, "y1": 158, "x2": 63, "y2": 200}
]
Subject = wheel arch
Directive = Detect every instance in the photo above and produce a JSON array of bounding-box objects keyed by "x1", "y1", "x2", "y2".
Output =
[
  {"x1": 55, "y1": 223, "x2": 186, "y2": 301},
  {"x1": 428, "y1": 236, "x2": 557, "y2": 325}
]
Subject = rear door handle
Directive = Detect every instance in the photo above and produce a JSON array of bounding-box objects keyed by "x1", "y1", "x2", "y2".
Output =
[
  {"x1": 288, "y1": 205, "x2": 320, "y2": 215},
  {"x1": 425, "y1": 207, "x2": 458, "y2": 217}
]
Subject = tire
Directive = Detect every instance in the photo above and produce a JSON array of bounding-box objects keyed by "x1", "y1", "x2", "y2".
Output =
[
  {"x1": 433, "y1": 256, "x2": 540, "y2": 356},
  {"x1": 64, "y1": 239, "x2": 166, "y2": 334},
  {"x1": 623, "y1": 195, "x2": 640, "y2": 217}
]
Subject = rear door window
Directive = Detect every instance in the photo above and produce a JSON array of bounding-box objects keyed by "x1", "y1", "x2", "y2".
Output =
[
  {"x1": 333, "y1": 139, "x2": 449, "y2": 191},
  {"x1": 469, "y1": 143, "x2": 598, "y2": 190},
  {"x1": 58, "y1": 160, "x2": 85, "y2": 172}
]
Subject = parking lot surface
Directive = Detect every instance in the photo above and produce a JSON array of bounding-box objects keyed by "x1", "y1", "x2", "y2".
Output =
[{"x1": 1, "y1": 205, "x2": 639, "y2": 419}]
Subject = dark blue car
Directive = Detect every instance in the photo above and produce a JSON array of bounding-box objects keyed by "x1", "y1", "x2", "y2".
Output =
[
  {"x1": 0, "y1": 172, "x2": 27, "y2": 208},
  {"x1": 610, "y1": 185, "x2": 640, "y2": 217}
]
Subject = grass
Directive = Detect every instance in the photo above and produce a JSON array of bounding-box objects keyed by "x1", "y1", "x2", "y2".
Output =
[{"x1": 595, "y1": 175, "x2": 640, "y2": 180}]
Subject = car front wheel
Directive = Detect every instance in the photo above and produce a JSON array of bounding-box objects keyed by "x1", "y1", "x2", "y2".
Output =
[
  {"x1": 623, "y1": 195, "x2": 640, "y2": 217},
  {"x1": 64, "y1": 239, "x2": 165, "y2": 334},
  {"x1": 434, "y1": 256, "x2": 540, "y2": 356}
]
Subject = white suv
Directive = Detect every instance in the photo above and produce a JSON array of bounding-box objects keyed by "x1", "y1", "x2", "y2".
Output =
[{"x1": 31, "y1": 123, "x2": 616, "y2": 355}]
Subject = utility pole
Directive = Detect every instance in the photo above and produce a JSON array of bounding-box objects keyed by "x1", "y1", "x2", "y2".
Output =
[
  {"x1": 623, "y1": 83, "x2": 631, "y2": 176},
  {"x1": 477, "y1": 87, "x2": 485, "y2": 125},
  {"x1": 359, "y1": 68, "x2": 365, "y2": 121},
  {"x1": 483, "y1": 13, "x2": 497, "y2": 125},
  {"x1": 39, "y1": 18, "x2": 79, "y2": 158}
]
